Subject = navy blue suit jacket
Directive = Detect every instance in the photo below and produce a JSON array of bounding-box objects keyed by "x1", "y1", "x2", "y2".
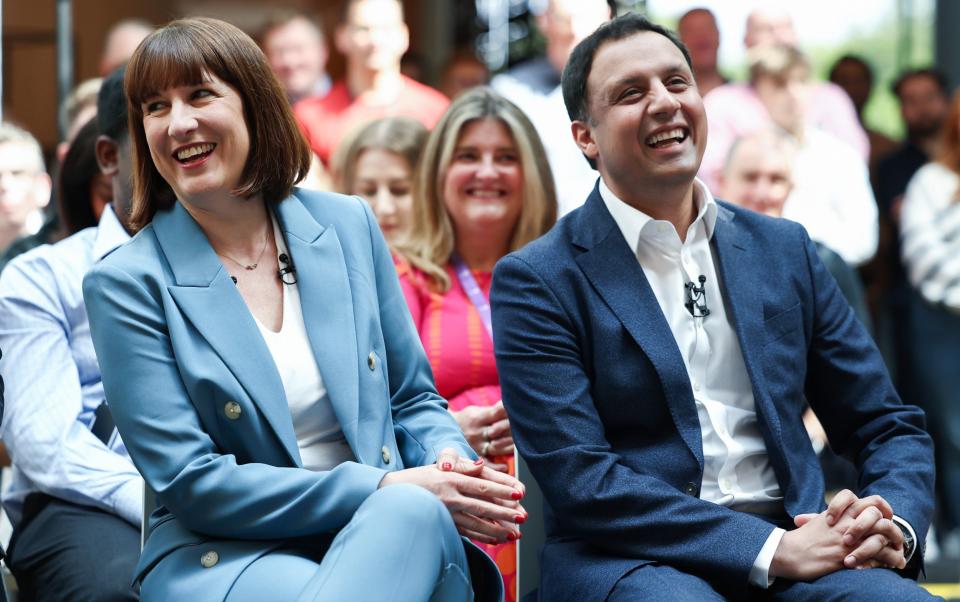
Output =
[{"x1": 491, "y1": 188, "x2": 934, "y2": 601}]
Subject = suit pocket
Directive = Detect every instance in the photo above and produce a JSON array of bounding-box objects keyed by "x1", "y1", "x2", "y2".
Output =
[{"x1": 763, "y1": 302, "x2": 802, "y2": 346}]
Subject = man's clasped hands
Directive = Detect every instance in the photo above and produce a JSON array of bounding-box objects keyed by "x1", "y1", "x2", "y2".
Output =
[{"x1": 771, "y1": 489, "x2": 910, "y2": 580}]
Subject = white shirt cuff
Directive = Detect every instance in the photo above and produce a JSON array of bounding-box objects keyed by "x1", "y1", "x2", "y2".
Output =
[
  {"x1": 892, "y1": 515, "x2": 918, "y2": 562},
  {"x1": 749, "y1": 527, "x2": 786, "y2": 588}
]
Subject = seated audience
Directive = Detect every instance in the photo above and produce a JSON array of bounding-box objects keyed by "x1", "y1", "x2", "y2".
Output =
[
  {"x1": 332, "y1": 116, "x2": 427, "y2": 245},
  {"x1": 829, "y1": 54, "x2": 897, "y2": 170},
  {"x1": 0, "y1": 66, "x2": 139, "y2": 602},
  {"x1": 294, "y1": 0, "x2": 448, "y2": 166},
  {"x1": 83, "y1": 18, "x2": 523, "y2": 601},
  {"x1": 676, "y1": 8, "x2": 726, "y2": 96},
  {"x1": 395, "y1": 87, "x2": 557, "y2": 601},
  {"x1": 874, "y1": 68, "x2": 950, "y2": 393},
  {"x1": 259, "y1": 11, "x2": 331, "y2": 105},
  {"x1": 900, "y1": 90, "x2": 960, "y2": 555},
  {"x1": 749, "y1": 44, "x2": 877, "y2": 267},
  {"x1": 700, "y1": 8, "x2": 868, "y2": 189},
  {"x1": 491, "y1": 15, "x2": 935, "y2": 601},
  {"x1": 0, "y1": 124, "x2": 52, "y2": 259},
  {"x1": 492, "y1": 0, "x2": 611, "y2": 216}
]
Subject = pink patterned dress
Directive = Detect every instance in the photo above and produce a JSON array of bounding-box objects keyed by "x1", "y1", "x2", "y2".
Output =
[{"x1": 396, "y1": 257, "x2": 517, "y2": 602}]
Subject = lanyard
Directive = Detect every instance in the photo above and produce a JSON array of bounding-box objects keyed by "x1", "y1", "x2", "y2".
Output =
[{"x1": 451, "y1": 254, "x2": 493, "y2": 341}]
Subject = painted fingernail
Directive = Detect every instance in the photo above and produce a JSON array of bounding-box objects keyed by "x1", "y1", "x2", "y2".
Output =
[
  {"x1": 473, "y1": 458, "x2": 485, "y2": 465},
  {"x1": 441, "y1": 462, "x2": 452, "y2": 471},
  {"x1": 515, "y1": 514, "x2": 526, "y2": 524},
  {"x1": 507, "y1": 532, "x2": 518, "y2": 541},
  {"x1": 511, "y1": 490, "x2": 523, "y2": 500}
]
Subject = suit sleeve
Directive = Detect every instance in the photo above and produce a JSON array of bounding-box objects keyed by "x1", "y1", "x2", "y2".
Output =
[
  {"x1": 799, "y1": 227, "x2": 935, "y2": 550},
  {"x1": 491, "y1": 254, "x2": 777, "y2": 593},
  {"x1": 84, "y1": 261, "x2": 398, "y2": 539}
]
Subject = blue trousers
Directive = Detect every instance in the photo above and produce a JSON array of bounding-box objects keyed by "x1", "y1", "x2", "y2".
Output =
[
  {"x1": 607, "y1": 563, "x2": 938, "y2": 601},
  {"x1": 219, "y1": 484, "x2": 482, "y2": 601}
]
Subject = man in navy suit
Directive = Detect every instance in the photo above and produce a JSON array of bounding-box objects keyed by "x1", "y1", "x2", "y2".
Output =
[{"x1": 491, "y1": 14, "x2": 936, "y2": 601}]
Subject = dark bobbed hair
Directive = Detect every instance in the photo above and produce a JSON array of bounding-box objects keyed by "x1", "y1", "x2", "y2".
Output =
[
  {"x1": 58, "y1": 118, "x2": 105, "y2": 234},
  {"x1": 124, "y1": 17, "x2": 311, "y2": 231},
  {"x1": 98, "y1": 65, "x2": 128, "y2": 142},
  {"x1": 562, "y1": 13, "x2": 691, "y2": 124},
  {"x1": 561, "y1": 14, "x2": 692, "y2": 169},
  {"x1": 892, "y1": 67, "x2": 950, "y2": 99}
]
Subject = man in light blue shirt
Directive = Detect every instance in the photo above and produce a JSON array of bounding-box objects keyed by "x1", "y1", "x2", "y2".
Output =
[{"x1": 0, "y1": 66, "x2": 140, "y2": 601}]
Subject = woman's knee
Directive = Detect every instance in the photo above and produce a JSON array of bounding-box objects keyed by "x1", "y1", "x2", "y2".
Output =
[{"x1": 362, "y1": 483, "x2": 449, "y2": 528}]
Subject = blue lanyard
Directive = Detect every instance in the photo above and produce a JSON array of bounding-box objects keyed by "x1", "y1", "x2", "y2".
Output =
[{"x1": 451, "y1": 254, "x2": 493, "y2": 341}]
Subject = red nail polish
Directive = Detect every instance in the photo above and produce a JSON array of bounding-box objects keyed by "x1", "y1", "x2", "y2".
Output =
[
  {"x1": 511, "y1": 490, "x2": 523, "y2": 500},
  {"x1": 473, "y1": 458, "x2": 484, "y2": 465},
  {"x1": 441, "y1": 462, "x2": 452, "y2": 471},
  {"x1": 507, "y1": 532, "x2": 518, "y2": 541}
]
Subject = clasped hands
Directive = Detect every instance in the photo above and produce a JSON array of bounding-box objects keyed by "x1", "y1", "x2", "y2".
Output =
[
  {"x1": 771, "y1": 489, "x2": 908, "y2": 581},
  {"x1": 378, "y1": 447, "x2": 526, "y2": 545}
]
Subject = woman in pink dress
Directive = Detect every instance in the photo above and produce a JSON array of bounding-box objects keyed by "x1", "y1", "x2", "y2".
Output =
[{"x1": 396, "y1": 86, "x2": 557, "y2": 601}]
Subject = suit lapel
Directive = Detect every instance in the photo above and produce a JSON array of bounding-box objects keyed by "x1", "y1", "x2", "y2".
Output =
[
  {"x1": 275, "y1": 196, "x2": 361, "y2": 452},
  {"x1": 153, "y1": 202, "x2": 301, "y2": 466},
  {"x1": 711, "y1": 206, "x2": 783, "y2": 443},
  {"x1": 573, "y1": 191, "x2": 703, "y2": 468}
]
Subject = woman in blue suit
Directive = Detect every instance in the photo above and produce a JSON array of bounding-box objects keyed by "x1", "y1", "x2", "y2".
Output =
[{"x1": 82, "y1": 17, "x2": 524, "y2": 601}]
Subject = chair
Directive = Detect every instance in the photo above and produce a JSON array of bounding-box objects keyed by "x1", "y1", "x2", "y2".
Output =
[{"x1": 515, "y1": 451, "x2": 545, "y2": 602}]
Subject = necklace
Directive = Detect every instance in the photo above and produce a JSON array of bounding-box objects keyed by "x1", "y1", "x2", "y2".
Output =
[{"x1": 218, "y1": 229, "x2": 270, "y2": 272}]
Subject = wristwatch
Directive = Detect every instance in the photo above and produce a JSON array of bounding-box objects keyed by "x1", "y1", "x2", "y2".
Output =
[{"x1": 895, "y1": 520, "x2": 916, "y2": 562}]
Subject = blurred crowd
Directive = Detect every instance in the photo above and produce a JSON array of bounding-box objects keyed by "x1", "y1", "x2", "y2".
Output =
[{"x1": 0, "y1": 0, "x2": 958, "y2": 599}]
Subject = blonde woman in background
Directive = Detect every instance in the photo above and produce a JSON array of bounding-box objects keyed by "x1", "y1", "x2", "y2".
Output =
[{"x1": 395, "y1": 86, "x2": 557, "y2": 601}]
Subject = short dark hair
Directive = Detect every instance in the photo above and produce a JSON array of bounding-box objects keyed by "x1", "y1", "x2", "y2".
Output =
[
  {"x1": 892, "y1": 68, "x2": 950, "y2": 99},
  {"x1": 124, "y1": 17, "x2": 311, "y2": 231},
  {"x1": 58, "y1": 117, "x2": 102, "y2": 235},
  {"x1": 98, "y1": 65, "x2": 128, "y2": 142},
  {"x1": 561, "y1": 14, "x2": 692, "y2": 169},
  {"x1": 562, "y1": 13, "x2": 692, "y2": 124},
  {"x1": 829, "y1": 54, "x2": 873, "y2": 86}
]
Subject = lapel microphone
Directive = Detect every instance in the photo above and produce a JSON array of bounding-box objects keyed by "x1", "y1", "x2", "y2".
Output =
[
  {"x1": 684, "y1": 274, "x2": 710, "y2": 318},
  {"x1": 278, "y1": 253, "x2": 298, "y2": 285}
]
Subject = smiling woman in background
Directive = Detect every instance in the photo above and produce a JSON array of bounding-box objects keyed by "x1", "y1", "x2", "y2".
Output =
[
  {"x1": 395, "y1": 86, "x2": 557, "y2": 601},
  {"x1": 333, "y1": 116, "x2": 427, "y2": 245},
  {"x1": 82, "y1": 18, "x2": 523, "y2": 601}
]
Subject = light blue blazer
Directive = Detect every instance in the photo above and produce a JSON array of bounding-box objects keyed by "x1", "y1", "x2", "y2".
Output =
[{"x1": 83, "y1": 190, "x2": 492, "y2": 599}]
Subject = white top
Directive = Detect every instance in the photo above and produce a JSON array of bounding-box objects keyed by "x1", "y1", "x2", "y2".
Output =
[
  {"x1": 254, "y1": 218, "x2": 355, "y2": 472},
  {"x1": 599, "y1": 178, "x2": 785, "y2": 587},
  {"x1": 901, "y1": 162, "x2": 960, "y2": 311},
  {"x1": 782, "y1": 128, "x2": 878, "y2": 267}
]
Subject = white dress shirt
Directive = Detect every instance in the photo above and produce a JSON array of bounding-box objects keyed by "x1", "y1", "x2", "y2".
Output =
[{"x1": 599, "y1": 178, "x2": 786, "y2": 587}]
